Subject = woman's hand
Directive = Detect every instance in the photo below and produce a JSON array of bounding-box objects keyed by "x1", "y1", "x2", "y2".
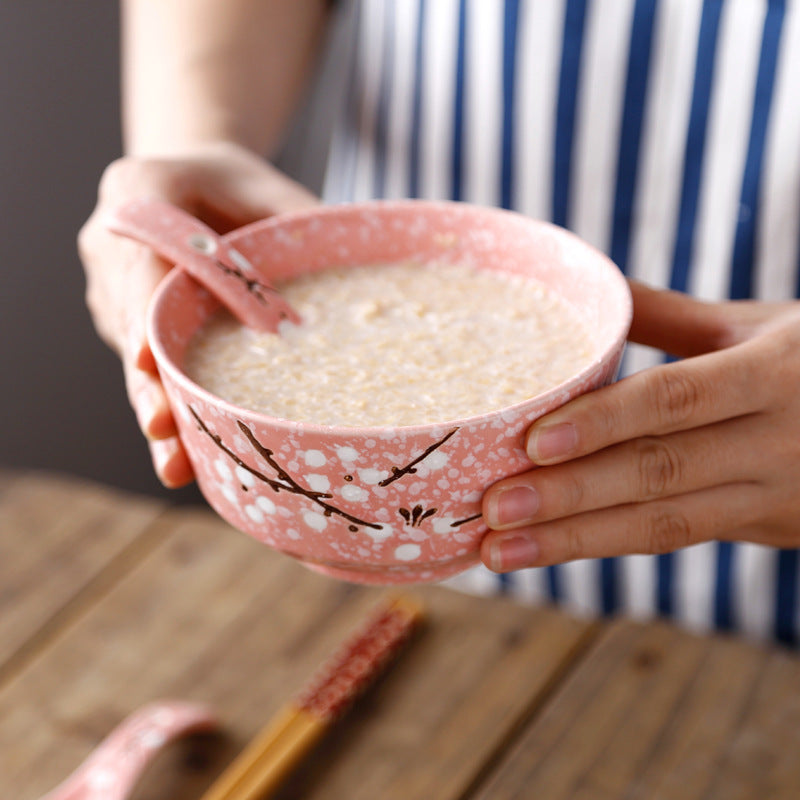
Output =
[
  {"x1": 480, "y1": 281, "x2": 800, "y2": 571},
  {"x1": 78, "y1": 141, "x2": 319, "y2": 487}
]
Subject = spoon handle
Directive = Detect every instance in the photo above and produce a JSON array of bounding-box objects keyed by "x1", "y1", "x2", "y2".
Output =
[
  {"x1": 106, "y1": 199, "x2": 300, "y2": 332},
  {"x1": 39, "y1": 701, "x2": 218, "y2": 800}
]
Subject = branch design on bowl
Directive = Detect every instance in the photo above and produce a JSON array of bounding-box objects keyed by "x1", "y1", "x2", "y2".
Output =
[
  {"x1": 189, "y1": 406, "x2": 378, "y2": 531},
  {"x1": 448, "y1": 511, "x2": 483, "y2": 528},
  {"x1": 188, "y1": 405, "x2": 480, "y2": 535},
  {"x1": 378, "y1": 428, "x2": 459, "y2": 486}
]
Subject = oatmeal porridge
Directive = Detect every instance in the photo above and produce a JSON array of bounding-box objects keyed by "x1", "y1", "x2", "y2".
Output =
[{"x1": 183, "y1": 261, "x2": 595, "y2": 427}]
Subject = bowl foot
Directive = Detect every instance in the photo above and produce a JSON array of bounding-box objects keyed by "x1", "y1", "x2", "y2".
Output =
[{"x1": 298, "y1": 552, "x2": 479, "y2": 586}]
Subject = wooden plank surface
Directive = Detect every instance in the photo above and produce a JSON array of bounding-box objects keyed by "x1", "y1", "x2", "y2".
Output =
[
  {"x1": 5, "y1": 471, "x2": 800, "y2": 800},
  {"x1": 0, "y1": 470, "x2": 165, "y2": 685},
  {"x1": 0, "y1": 474, "x2": 594, "y2": 800},
  {"x1": 472, "y1": 618, "x2": 800, "y2": 800},
  {"x1": 270, "y1": 597, "x2": 598, "y2": 800},
  {"x1": 703, "y1": 647, "x2": 800, "y2": 799}
]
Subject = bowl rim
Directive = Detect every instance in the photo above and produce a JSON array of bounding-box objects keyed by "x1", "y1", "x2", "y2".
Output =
[{"x1": 146, "y1": 198, "x2": 632, "y2": 436}]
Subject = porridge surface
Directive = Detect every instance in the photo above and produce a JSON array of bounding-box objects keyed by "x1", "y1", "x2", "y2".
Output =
[{"x1": 184, "y1": 261, "x2": 595, "y2": 427}]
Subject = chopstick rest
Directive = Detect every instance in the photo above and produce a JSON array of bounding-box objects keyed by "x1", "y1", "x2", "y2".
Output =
[{"x1": 200, "y1": 594, "x2": 425, "y2": 800}]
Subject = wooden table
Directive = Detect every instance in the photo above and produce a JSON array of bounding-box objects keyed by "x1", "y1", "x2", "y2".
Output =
[{"x1": 3, "y1": 469, "x2": 800, "y2": 799}]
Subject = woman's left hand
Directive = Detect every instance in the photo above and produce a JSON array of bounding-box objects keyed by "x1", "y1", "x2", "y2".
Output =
[{"x1": 480, "y1": 281, "x2": 800, "y2": 572}]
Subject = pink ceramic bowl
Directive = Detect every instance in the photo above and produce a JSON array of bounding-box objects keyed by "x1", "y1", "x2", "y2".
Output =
[{"x1": 146, "y1": 200, "x2": 632, "y2": 585}]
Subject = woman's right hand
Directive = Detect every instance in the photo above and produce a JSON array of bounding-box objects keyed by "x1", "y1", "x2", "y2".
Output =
[{"x1": 78, "y1": 141, "x2": 319, "y2": 487}]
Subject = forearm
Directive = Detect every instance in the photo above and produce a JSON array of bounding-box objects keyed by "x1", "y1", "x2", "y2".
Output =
[{"x1": 121, "y1": 0, "x2": 330, "y2": 157}]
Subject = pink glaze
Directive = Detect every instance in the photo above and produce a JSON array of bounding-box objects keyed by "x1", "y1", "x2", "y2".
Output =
[{"x1": 146, "y1": 200, "x2": 632, "y2": 585}]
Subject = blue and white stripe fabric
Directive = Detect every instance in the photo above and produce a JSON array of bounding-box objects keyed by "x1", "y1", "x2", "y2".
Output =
[{"x1": 320, "y1": 0, "x2": 800, "y2": 644}]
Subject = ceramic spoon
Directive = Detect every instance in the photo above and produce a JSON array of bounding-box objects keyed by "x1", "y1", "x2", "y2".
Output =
[
  {"x1": 38, "y1": 701, "x2": 218, "y2": 800},
  {"x1": 105, "y1": 199, "x2": 301, "y2": 332}
]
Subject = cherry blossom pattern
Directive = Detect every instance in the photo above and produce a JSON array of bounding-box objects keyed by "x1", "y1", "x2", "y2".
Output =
[{"x1": 189, "y1": 406, "x2": 479, "y2": 541}]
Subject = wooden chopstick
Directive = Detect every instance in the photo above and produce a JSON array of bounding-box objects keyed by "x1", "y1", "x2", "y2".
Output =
[
  {"x1": 200, "y1": 707, "x2": 322, "y2": 800},
  {"x1": 200, "y1": 594, "x2": 425, "y2": 800}
]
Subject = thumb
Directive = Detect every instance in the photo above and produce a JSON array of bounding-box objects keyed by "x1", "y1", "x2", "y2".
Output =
[
  {"x1": 190, "y1": 147, "x2": 321, "y2": 233},
  {"x1": 627, "y1": 280, "x2": 728, "y2": 358}
]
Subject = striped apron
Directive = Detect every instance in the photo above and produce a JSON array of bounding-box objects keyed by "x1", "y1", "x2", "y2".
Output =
[{"x1": 318, "y1": 0, "x2": 800, "y2": 643}]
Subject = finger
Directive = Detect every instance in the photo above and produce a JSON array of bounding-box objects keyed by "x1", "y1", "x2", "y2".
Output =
[
  {"x1": 627, "y1": 280, "x2": 729, "y2": 357},
  {"x1": 124, "y1": 359, "x2": 176, "y2": 440},
  {"x1": 628, "y1": 280, "x2": 800, "y2": 353},
  {"x1": 149, "y1": 438, "x2": 194, "y2": 488},
  {"x1": 126, "y1": 356, "x2": 196, "y2": 488},
  {"x1": 120, "y1": 241, "x2": 172, "y2": 371},
  {"x1": 221, "y1": 162, "x2": 319, "y2": 216},
  {"x1": 481, "y1": 482, "x2": 762, "y2": 572},
  {"x1": 526, "y1": 343, "x2": 763, "y2": 465},
  {"x1": 486, "y1": 416, "x2": 766, "y2": 530},
  {"x1": 196, "y1": 152, "x2": 320, "y2": 228}
]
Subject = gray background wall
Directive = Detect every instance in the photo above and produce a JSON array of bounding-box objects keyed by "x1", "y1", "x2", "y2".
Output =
[
  {"x1": 0, "y1": 3, "x2": 168, "y2": 496},
  {"x1": 0, "y1": 3, "x2": 342, "y2": 501}
]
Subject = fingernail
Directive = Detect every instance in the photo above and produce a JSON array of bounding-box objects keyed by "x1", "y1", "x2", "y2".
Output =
[
  {"x1": 135, "y1": 387, "x2": 170, "y2": 440},
  {"x1": 150, "y1": 439, "x2": 193, "y2": 488},
  {"x1": 487, "y1": 485, "x2": 539, "y2": 528},
  {"x1": 134, "y1": 389, "x2": 159, "y2": 439},
  {"x1": 527, "y1": 422, "x2": 578, "y2": 463},
  {"x1": 135, "y1": 342, "x2": 158, "y2": 373},
  {"x1": 127, "y1": 326, "x2": 156, "y2": 372},
  {"x1": 126, "y1": 323, "x2": 146, "y2": 362},
  {"x1": 488, "y1": 535, "x2": 539, "y2": 572},
  {"x1": 132, "y1": 380, "x2": 177, "y2": 440},
  {"x1": 150, "y1": 438, "x2": 177, "y2": 476}
]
